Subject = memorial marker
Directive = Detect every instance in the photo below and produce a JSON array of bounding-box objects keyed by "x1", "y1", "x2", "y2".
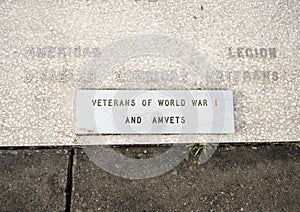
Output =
[
  {"x1": 0, "y1": 0, "x2": 299, "y2": 146},
  {"x1": 75, "y1": 90, "x2": 234, "y2": 134}
]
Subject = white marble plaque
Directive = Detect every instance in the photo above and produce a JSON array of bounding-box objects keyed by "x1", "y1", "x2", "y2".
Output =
[{"x1": 75, "y1": 90, "x2": 234, "y2": 134}]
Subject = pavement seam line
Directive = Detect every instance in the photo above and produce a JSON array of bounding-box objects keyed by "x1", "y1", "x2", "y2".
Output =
[{"x1": 65, "y1": 148, "x2": 75, "y2": 212}]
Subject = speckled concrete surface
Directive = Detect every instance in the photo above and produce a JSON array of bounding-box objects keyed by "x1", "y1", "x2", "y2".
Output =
[{"x1": 0, "y1": 0, "x2": 299, "y2": 145}]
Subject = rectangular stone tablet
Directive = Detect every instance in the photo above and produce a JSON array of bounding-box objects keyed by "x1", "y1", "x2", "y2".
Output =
[
  {"x1": 75, "y1": 90, "x2": 234, "y2": 134},
  {"x1": 0, "y1": 0, "x2": 299, "y2": 146}
]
